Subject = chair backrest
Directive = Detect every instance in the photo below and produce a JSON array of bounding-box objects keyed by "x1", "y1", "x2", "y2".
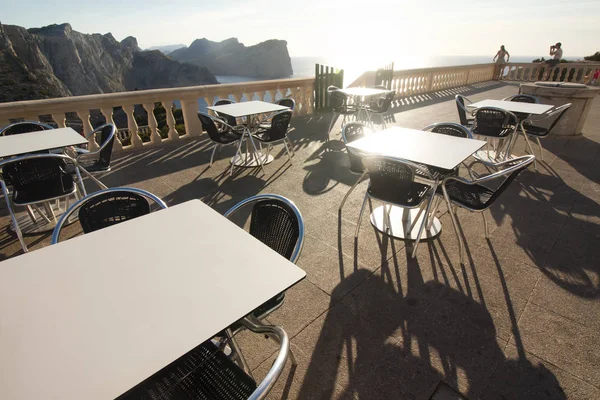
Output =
[
  {"x1": 327, "y1": 85, "x2": 340, "y2": 93},
  {"x1": 212, "y1": 99, "x2": 237, "y2": 126},
  {"x1": 455, "y1": 95, "x2": 472, "y2": 126},
  {"x1": 51, "y1": 187, "x2": 167, "y2": 243},
  {"x1": 0, "y1": 154, "x2": 73, "y2": 201},
  {"x1": 263, "y1": 111, "x2": 292, "y2": 141},
  {"x1": 545, "y1": 103, "x2": 572, "y2": 134},
  {"x1": 423, "y1": 122, "x2": 473, "y2": 138},
  {"x1": 363, "y1": 156, "x2": 431, "y2": 205},
  {"x1": 369, "y1": 90, "x2": 395, "y2": 113},
  {"x1": 467, "y1": 155, "x2": 535, "y2": 209},
  {"x1": 341, "y1": 122, "x2": 372, "y2": 173},
  {"x1": 276, "y1": 98, "x2": 296, "y2": 111},
  {"x1": 329, "y1": 90, "x2": 350, "y2": 113},
  {"x1": 472, "y1": 107, "x2": 517, "y2": 138},
  {"x1": 224, "y1": 194, "x2": 304, "y2": 263},
  {"x1": 0, "y1": 121, "x2": 54, "y2": 136},
  {"x1": 83, "y1": 124, "x2": 115, "y2": 169},
  {"x1": 504, "y1": 94, "x2": 539, "y2": 103},
  {"x1": 198, "y1": 112, "x2": 230, "y2": 143}
]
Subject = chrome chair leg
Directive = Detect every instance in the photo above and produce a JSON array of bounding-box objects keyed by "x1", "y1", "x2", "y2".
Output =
[
  {"x1": 411, "y1": 187, "x2": 437, "y2": 258},
  {"x1": 327, "y1": 113, "x2": 337, "y2": 139},
  {"x1": 339, "y1": 171, "x2": 367, "y2": 211},
  {"x1": 481, "y1": 210, "x2": 489, "y2": 238},
  {"x1": 283, "y1": 139, "x2": 293, "y2": 162},
  {"x1": 226, "y1": 328, "x2": 253, "y2": 378},
  {"x1": 426, "y1": 197, "x2": 442, "y2": 231},
  {"x1": 535, "y1": 137, "x2": 544, "y2": 161},
  {"x1": 1, "y1": 182, "x2": 27, "y2": 253},
  {"x1": 522, "y1": 133, "x2": 538, "y2": 170},
  {"x1": 355, "y1": 193, "x2": 369, "y2": 238},
  {"x1": 286, "y1": 137, "x2": 295, "y2": 156},
  {"x1": 442, "y1": 192, "x2": 464, "y2": 265},
  {"x1": 209, "y1": 144, "x2": 218, "y2": 166}
]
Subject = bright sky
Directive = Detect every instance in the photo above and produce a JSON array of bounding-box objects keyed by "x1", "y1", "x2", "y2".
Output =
[{"x1": 1, "y1": 0, "x2": 597, "y2": 64}]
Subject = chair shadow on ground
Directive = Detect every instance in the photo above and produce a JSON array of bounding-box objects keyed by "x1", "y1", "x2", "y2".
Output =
[{"x1": 297, "y1": 255, "x2": 566, "y2": 399}]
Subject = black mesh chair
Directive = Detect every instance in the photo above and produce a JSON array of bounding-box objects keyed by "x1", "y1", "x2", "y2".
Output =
[
  {"x1": 259, "y1": 98, "x2": 296, "y2": 129},
  {"x1": 252, "y1": 110, "x2": 294, "y2": 162},
  {"x1": 471, "y1": 107, "x2": 518, "y2": 164},
  {"x1": 212, "y1": 98, "x2": 238, "y2": 127},
  {"x1": 455, "y1": 95, "x2": 474, "y2": 128},
  {"x1": 198, "y1": 112, "x2": 246, "y2": 177},
  {"x1": 520, "y1": 103, "x2": 571, "y2": 169},
  {"x1": 339, "y1": 122, "x2": 373, "y2": 211},
  {"x1": 356, "y1": 156, "x2": 437, "y2": 258},
  {"x1": 437, "y1": 154, "x2": 535, "y2": 264},
  {"x1": 366, "y1": 90, "x2": 395, "y2": 129},
  {"x1": 51, "y1": 187, "x2": 167, "y2": 244},
  {"x1": 70, "y1": 123, "x2": 115, "y2": 190},
  {"x1": 0, "y1": 153, "x2": 85, "y2": 252},
  {"x1": 327, "y1": 87, "x2": 357, "y2": 139},
  {"x1": 0, "y1": 121, "x2": 54, "y2": 136},
  {"x1": 116, "y1": 317, "x2": 291, "y2": 400},
  {"x1": 503, "y1": 94, "x2": 540, "y2": 123}
]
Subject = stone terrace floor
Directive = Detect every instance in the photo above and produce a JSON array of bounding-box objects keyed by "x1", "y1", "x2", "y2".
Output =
[{"x1": 2, "y1": 81, "x2": 600, "y2": 399}]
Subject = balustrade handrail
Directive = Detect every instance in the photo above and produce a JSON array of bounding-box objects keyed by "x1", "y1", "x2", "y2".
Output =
[
  {"x1": 0, "y1": 77, "x2": 315, "y2": 114},
  {"x1": 0, "y1": 77, "x2": 315, "y2": 152},
  {"x1": 497, "y1": 62, "x2": 600, "y2": 84}
]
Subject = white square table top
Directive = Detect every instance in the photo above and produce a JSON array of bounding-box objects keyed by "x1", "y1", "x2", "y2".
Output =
[
  {"x1": 0, "y1": 200, "x2": 306, "y2": 400},
  {"x1": 0, "y1": 127, "x2": 88, "y2": 158},
  {"x1": 339, "y1": 87, "x2": 389, "y2": 97},
  {"x1": 467, "y1": 99, "x2": 554, "y2": 115},
  {"x1": 347, "y1": 126, "x2": 486, "y2": 171},
  {"x1": 207, "y1": 100, "x2": 289, "y2": 118}
]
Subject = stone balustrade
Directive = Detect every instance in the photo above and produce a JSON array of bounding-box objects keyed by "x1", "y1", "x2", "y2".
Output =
[
  {"x1": 496, "y1": 62, "x2": 600, "y2": 84},
  {"x1": 349, "y1": 64, "x2": 497, "y2": 96},
  {"x1": 0, "y1": 78, "x2": 315, "y2": 152}
]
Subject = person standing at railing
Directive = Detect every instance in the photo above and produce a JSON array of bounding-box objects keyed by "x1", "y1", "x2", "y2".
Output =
[{"x1": 493, "y1": 45, "x2": 510, "y2": 65}]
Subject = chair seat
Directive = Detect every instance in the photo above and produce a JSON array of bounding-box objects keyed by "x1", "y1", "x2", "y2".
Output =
[
  {"x1": 13, "y1": 173, "x2": 75, "y2": 205},
  {"x1": 334, "y1": 106, "x2": 359, "y2": 115},
  {"x1": 416, "y1": 164, "x2": 458, "y2": 181},
  {"x1": 117, "y1": 341, "x2": 257, "y2": 400},
  {"x1": 219, "y1": 130, "x2": 243, "y2": 144},
  {"x1": 227, "y1": 293, "x2": 285, "y2": 333},
  {"x1": 472, "y1": 126, "x2": 514, "y2": 138},
  {"x1": 368, "y1": 181, "x2": 430, "y2": 207},
  {"x1": 437, "y1": 180, "x2": 494, "y2": 211},
  {"x1": 252, "y1": 129, "x2": 287, "y2": 143},
  {"x1": 522, "y1": 123, "x2": 549, "y2": 137}
]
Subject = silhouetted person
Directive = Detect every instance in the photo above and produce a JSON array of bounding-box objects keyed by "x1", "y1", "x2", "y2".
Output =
[{"x1": 493, "y1": 45, "x2": 510, "y2": 65}]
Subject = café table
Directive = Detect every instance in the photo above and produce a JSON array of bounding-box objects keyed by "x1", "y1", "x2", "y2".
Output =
[
  {"x1": 347, "y1": 127, "x2": 485, "y2": 239},
  {"x1": 0, "y1": 127, "x2": 88, "y2": 233},
  {"x1": 208, "y1": 100, "x2": 290, "y2": 167},
  {"x1": 466, "y1": 99, "x2": 554, "y2": 116},
  {"x1": 0, "y1": 199, "x2": 306, "y2": 400},
  {"x1": 467, "y1": 99, "x2": 554, "y2": 161}
]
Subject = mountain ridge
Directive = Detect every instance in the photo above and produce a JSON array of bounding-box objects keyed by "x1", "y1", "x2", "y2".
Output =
[{"x1": 0, "y1": 23, "x2": 217, "y2": 103}]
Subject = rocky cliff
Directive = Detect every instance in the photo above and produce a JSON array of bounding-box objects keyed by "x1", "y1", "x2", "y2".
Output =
[
  {"x1": 170, "y1": 38, "x2": 293, "y2": 78},
  {"x1": 0, "y1": 23, "x2": 217, "y2": 103}
]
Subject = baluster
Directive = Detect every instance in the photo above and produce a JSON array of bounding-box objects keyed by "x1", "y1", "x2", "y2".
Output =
[
  {"x1": 304, "y1": 85, "x2": 313, "y2": 115},
  {"x1": 101, "y1": 107, "x2": 123, "y2": 152},
  {"x1": 255, "y1": 91, "x2": 266, "y2": 102},
  {"x1": 266, "y1": 90, "x2": 275, "y2": 103},
  {"x1": 180, "y1": 98, "x2": 202, "y2": 137},
  {"x1": 122, "y1": 104, "x2": 142, "y2": 148},
  {"x1": 162, "y1": 101, "x2": 179, "y2": 141},
  {"x1": 142, "y1": 103, "x2": 162, "y2": 144},
  {"x1": 230, "y1": 93, "x2": 240, "y2": 103},
  {"x1": 76, "y1": 109, "x2": 98, "y2": 151},
  {"x1": 52, "y1": 113, "x2": 67, "y2": 128}
]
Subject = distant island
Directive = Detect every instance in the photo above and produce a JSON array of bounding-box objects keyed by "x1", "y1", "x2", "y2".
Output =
[
  {"x1": 169, "y1": 38, "x2": 293, "y2": 79},
  {"x1": 146, "y1": 44, "x2": 186, "y2": 54}
]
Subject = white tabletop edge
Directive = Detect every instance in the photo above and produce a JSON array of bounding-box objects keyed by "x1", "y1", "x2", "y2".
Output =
[
  {"x1": 0, "y1": 127, "x2": 87, "y2": 158},
  {"x1": 346, "y1": 127, "x2": 486, "y2": 170},
  {"x1": 0, "y1": 199, "x2": 306, "y2": 400},
  {"x1": 467, "y1": 99, "x2": 554, "y2": 115},
  {"x1": 207, "y1": 100, "x2": 290, "y2": 117}
]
